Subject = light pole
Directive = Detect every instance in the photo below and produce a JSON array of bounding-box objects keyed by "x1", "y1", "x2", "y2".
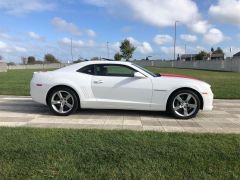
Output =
[
  {"x1": 106, "y1": 42, "x2": 110, "y2": 59},
  {"x1": 71, "y1": 37, "x2": 73, "y2": 63},
  {"x1": 174, "y1": 21, "x2": 179, "y2": 60}
]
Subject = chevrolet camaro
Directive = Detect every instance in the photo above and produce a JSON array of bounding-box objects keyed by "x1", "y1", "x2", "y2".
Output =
[{"x1": 30, "y1": 61, "x2": 213, "y2": 119}]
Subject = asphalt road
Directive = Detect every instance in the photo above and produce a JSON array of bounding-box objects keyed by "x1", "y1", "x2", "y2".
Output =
[{"x1": 0, "y1": 95, "x2": 240, "y2": 133}]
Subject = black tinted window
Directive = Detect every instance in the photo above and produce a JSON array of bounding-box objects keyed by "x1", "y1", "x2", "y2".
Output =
[
  {"x1": 95, "y1": 64, "x2": 137, "y2": 77},
  {"x1": 78, "y1": 65, "x2": 94, "y2": 75}
]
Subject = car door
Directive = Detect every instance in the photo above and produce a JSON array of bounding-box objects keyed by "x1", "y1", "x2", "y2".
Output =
[{"x1": 91, "y1": 64, "x2": 153, "y2": 110}]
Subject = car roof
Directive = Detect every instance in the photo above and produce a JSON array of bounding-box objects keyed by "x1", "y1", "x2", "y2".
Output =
[{"x1": 56, "y1": 61, "x2": 133, "y2": 72}]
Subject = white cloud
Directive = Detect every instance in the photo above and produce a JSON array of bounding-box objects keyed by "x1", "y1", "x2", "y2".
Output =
[
  {"x1": 126, "y1": 37, "x2": 153, "y2": 54},
  {"x1": 180, "y1": 34, "x2": 197, "y2": 43},
  {"x1": 124, "y1": 0, "x2": 200, "y2": 27},
  {"x1": 14, "y1": 46, "x2": 27, "y2": 52},
  {"x1": 83, "y1": 0, "x2": 209, "y2": 34},
  {"x1": 27, "y1": 31, "x2": 43, "y2": 40},
  {"x1": 52, "y1": 17, "x2": 81, "y2": 36},
  {"x1": 203, "y1": 28, "x2": 224, "y2": 45},
  {"x1": 153, "y1": 35, "x2": 173, "y2": 45},
  {"x1": 160, "y1": 46, "x2": 185, "y2": 55},
  {"x1": 189, "y1": 20, "x2": 211, "y2": 34},
  {"x1": 60, "y1": 37, "x2": 95, "y2": 48},
  {"x1": 0, "y1": 41, "x2": 27, "y2": 53},
  {"x1": 0, "y1": 0, "x2": 55, "y2": 15},
  {"x1": 86, "y1": 29, "x2": 96, "y2": 37},
  {"x1": 138, "y1": 42, "x2": 153, "y2": 54},
  {"x1": 209, "y1": 0, "x2": 240, "y2": 24},
  {"x1": 0, "y1": 33, "x2": 11, "y2": 39}
]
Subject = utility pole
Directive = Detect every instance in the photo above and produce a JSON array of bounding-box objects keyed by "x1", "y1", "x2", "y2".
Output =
[
  {"x1": 185, "y1": 44, "x2": 187, "y2": 54},
  {"x1": 174, "y1": 21, "x2": 179, "y2": 60},
  {"x1": 71, "y1": 37, "x2": 73, "y2": 63},
  {"x1": 106, "y1": 42, "x2": 110, "y2": 59}
]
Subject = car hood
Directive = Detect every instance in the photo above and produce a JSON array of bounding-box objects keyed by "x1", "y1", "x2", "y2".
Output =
[
  {"x1": 152, "y1": 74, "x2": 211, "y2": 91},
  {"x1": 160, "y1": 73, "x2": 198, "y2": 80}
]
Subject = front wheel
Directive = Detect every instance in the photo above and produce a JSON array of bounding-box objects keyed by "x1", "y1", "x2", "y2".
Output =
[
  {"x1": 168, "y1": 90, "x2": 200, "y2": 119},
  {"x1": 47, "y1": 87, "x2": 79, "y2": 116}
]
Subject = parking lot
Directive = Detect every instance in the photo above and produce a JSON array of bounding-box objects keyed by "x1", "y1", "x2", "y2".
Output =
[{"x1": 0, "y1": 95, "x2": 240, "y2": 133}]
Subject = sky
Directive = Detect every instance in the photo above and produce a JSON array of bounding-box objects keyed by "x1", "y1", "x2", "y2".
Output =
[{"x1": 0, "y1": 0, "x2": 240, "y2": 63}]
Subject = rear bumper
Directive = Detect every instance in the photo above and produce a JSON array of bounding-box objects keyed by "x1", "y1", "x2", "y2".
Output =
[{"x1": 30, "y1": 81, "x2": 51, "y2": 105}]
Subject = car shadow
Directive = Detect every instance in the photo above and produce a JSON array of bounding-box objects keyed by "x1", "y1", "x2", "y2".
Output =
[{"x1": 0, "y1": 99, "x2": 173, "y2": 119}]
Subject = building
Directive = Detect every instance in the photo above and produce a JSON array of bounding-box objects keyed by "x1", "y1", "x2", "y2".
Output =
[
  {"x1": 210, "y1": 52, "x2": 224, "y2": 60},
  {"x1": 233, "y1": 51, "x2": 240, "y2": 57},
  {"x1": 180, "y1": 54, "x2": 197, "y2": 61}
]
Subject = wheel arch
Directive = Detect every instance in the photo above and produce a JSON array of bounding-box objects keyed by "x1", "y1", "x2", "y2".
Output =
[
  {"x1": 166, "y1": 87, "x2": 204, "y2": 110},
  {"x1": 46, "y1": 85, "x2": 81, "y2": 108}
]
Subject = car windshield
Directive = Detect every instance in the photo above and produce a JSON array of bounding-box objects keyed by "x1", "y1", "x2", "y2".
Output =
[{"x1": 132, "y1": 63, "x2": 160, "y2": 77}]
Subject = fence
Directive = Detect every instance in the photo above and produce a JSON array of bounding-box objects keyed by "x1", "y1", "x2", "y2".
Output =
[
  {"x1": 2, "y1": 58, "x2": 240, "y2": 72},
  {"x1": 134, "y1": 58, "x2": 240, "y2": 72},
  {"x1": 0, "y1": 63, "x2": 7, "y2": 72},
  {"x1": 7, "y1": 63, "x2": 68, "y2": 70}
]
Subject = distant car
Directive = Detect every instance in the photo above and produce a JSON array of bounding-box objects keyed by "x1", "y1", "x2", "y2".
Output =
[{"x1": 30, "y1": 61, "x2": 213, "y2": 119}]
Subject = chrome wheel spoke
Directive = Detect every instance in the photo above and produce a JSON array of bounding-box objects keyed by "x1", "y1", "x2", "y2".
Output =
[
  {"x1": 186, "y1": 94, "x2": 192, "y2": 102},
  {"x1": 59, "y1": 103, "x2": 64, "y2": 113},
  {"x1": 66, "y1": 94, "x2": 71, "y2": 101},
  {"x1": 66, "y1": 102, "x2": 73, "y2": 109},
  {"x1": 52, "y1": 100, "x2": 61, "y2": 105},
  {"x1": 57, "y1": 91, "x2": 63, "y2": 99},
  {"x1": 174, "y1": 106, "x2": 181, "y2": 111},
  {"x1": 184, "y1": 108, "x2": 188, "y2": 116},
  {"x1": 176, "y1": 95, "x2": 184, "y2": 103}
]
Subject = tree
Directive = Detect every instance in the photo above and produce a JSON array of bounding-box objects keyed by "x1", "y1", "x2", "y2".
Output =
[
  {"x1": 44, "y1": 54, "x2": 59, "y2": 63},
  {"x1": 196, "y1": 51, "x2": 208, "y2": 60},
  {"x1": 114, "y1": 52, "x2": 122, "y2": 61},
  {"x1": 119, "y1": 39, "x2": 136, "y2": 61},
  {"x1": 211, "y1": 47, "x2": 214, "y2": 53},
  {"x1": 27, "y1": 56, "x2": 36, "y2": 64},
  {"x1": 91, "y1": 57, "x2": 100, "y2": 61},
  {"x1": 214, "y1": 47, "x2": 224, "y2": 54}
]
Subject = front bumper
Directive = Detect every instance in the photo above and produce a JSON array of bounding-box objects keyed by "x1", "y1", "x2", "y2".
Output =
[{"x1": 202, "y1": 90, "x2": 214, "y2": 111}]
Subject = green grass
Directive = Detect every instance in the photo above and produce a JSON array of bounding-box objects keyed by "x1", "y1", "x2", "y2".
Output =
[
  {"x1": 0, "y1": 128, "x2": 239, "y2": 179},
  {"x1": 147, "y1": 67, "x2": 240, "y2": 99},
  {"x1": 0, "y1": 69, "x2": 49, "y2": 96},
  {"x1": 0, "y1": 68, "x2": 239, "y2": 98}
]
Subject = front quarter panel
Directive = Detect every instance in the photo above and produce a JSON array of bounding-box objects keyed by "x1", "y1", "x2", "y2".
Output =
[{"x1": 150, "y1": 77, "x2": 213, "y2": 111}]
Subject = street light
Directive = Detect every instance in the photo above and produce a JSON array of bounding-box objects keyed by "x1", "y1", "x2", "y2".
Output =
[{"x1": 174, "y1": 21, "x2": 179, "y2": 60}]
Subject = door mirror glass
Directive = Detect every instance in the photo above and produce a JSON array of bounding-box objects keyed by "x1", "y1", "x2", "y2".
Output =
[{"x1": 134, "y1": 72, "x2": 145, "y2": 78}]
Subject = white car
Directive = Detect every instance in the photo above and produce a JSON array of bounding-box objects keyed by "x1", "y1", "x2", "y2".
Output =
[{"x1": 30, "y1": 61, "x2": 213, "y2": 119}]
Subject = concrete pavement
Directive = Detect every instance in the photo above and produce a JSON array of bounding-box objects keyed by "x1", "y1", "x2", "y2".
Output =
[{"x1": 0, "y1": 95, "x2": 240, "y2": 133}]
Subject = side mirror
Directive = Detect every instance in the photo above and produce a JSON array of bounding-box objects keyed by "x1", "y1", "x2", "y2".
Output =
[{"x1": 134, "y1": 72, "x2": 146, "y2": 78}]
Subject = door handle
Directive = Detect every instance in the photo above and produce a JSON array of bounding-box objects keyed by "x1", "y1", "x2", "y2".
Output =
[{"x1": 93, "y1": 80, "x2": 103, "y2": 84}]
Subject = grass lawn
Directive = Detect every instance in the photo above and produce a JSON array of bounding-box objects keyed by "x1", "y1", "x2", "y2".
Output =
[
  {"x1": 0, "y1": 68, "x2": 239, "y2": 98},
  {"x1": 0, "y1": 128, "x2": 239, "y2": 179}
]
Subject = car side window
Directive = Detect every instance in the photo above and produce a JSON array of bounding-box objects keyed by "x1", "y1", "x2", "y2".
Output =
[
  {"x1": 95, "y1": 64, "x2": 137, "y2": 77},
  {"x1": 77, "y1": 65, "x2": 95, "y2": 75}
]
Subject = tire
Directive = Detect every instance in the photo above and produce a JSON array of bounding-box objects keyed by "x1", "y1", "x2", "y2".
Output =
[
  {"x1": 168, "y1": 90, "x2": 200, "y2": 119},
  {"x1": 47, "y1": 86, "x2": 79, "y2": 116}
]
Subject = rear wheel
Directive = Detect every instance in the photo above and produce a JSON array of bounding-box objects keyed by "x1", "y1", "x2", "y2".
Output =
[
  {"x1": 47, "y1": 87, "x2": 79, "y2": 116},
  {"x1": 168, "y1": 90, "x2": 200, "y2": 119}
]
